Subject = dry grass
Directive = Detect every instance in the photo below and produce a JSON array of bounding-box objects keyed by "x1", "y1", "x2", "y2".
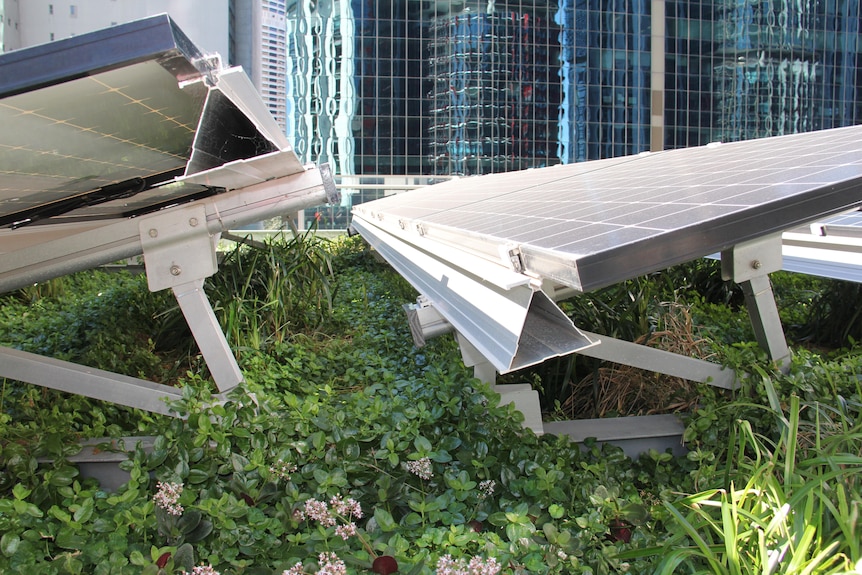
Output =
[{"x1": 559, "y1": 303, "x2": 717, "y2": 419}]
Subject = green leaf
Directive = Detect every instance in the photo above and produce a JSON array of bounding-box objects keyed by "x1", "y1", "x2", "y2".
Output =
[
  {"x1": 1, "y1": 533, "x2": 20, "y2": 557},
  {"x1": 55, "y1": 526, "x2": 88, "y2": 550},
  {"x1": 506, "y1": 522, "x2": 536, "y2": 542},
  {"x1": 73, "y1": 498, "x2": 94, "y2": 523},
  {"x1": 174, "y1": 543, "x2": 195, "y2": 572},
  {"x1": 49, "y1": 506, "x2": 72, "y2": 523},
  {"x1": 549, "y1": 504, "x2": 565, "y2": 519},
  {"x1": 187, "y1": 468, "x2": 211, "y2": 484},
  {"x1": 414, "y1": 436, "x2": 432, "y2": 453},
  {"x1": 147, "y1": 449, "x2": 168, "y2": 469},
  {"x1": 178, "y1": 510, "x2": 202, "y2": 533},
  {"x1": 48, "y1": 465, "x2": 79, "y2": 487},
  {"x1": 310, "y1": 431, "x2": 326, "y2": 450},
  {"x1": 12, "y1": 484, "x2": 31, "y2": 501},
  {"x1": 231, "y1": 453, "x2": 250, "y2": 472},
  {"x1": 184, "y1": 519, "x2": 213, "y2": 543},
  {"x1": 374, "y1": 507, "x2": 398, "y2": 532},
  {"x1": 129, "y1": 550, "x2": 146, "y2": 566},
  {"x1": 487, "y1": 512, "x2": 508, "y2": 527}
]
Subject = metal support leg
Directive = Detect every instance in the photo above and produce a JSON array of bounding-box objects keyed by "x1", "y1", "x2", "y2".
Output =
[
  {"x1": 139, "y1": 205, "x2": 243, "y2": 392},
  {"x1": 721, "y1": 233, "x2": 790, "y2": 372},
  {"x1": 452, "y1": 332, "x2": 495, "y2": 384},
  {"x1": 454, "y1": 332, "x2": 544, "y2": 433},
  {"x1": 173, "y1": 278, "x2": 243, "y2": 392},
  {"x1": 740, "y1": 275, "x2": 791, "y2": 370}
]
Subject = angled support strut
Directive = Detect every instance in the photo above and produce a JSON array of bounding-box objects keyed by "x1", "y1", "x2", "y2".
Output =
[
  {"x1": 139, "y1": 204, "x2": 242, "y2": 392},
  {"x1": 722, "y1": 233, "x2": 791, "y2": 371}
]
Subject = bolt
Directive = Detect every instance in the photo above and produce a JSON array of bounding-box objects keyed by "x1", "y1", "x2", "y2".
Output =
[
  {"x1": 170, "y1": 265, "x2": 182, "y2": 276},
  {"x1": 189, "y1": 217, "x2": 199, "y2": 227},
  {"x1": 751, "y1": 260, "x2": 762, "y2": 269},
  {"x1": 148, "y1": 228, "x2": 158, "y2": 238}
]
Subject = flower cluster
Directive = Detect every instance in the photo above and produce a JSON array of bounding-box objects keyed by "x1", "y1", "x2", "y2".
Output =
[
  {"x1": 270, "y1": 459, "x2": 298, "y2": 481},
  {"x1": 478, "y1": 479, "x2": 496, "y2": 499},
  {"x1": 330, "y1": 494, "x2": 363, "y2": 518},
  {"x1": 282, "y1": 552, "x2": 347, "y2": 575},
  {"x1": 297, "y1": 494, "x2": 363, "y2": 539},
  {"x1": 153, "y1": 481, "x2": 184, "y2": 516},
  {"x1": 302, "y1": 498, "x2": 336, "y2": 527},
  {"x1": 183, "y1": 566, "x2": 220, "y2": 575},
  {"x1": 405, "y1": 457, "x2": 433, "y2": 480},
  {"x1": 435, "y1": 555, "x2": 502, "y2": 575}
]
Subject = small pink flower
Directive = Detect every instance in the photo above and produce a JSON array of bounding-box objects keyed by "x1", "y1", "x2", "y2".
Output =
[
  {"x1": 154, "y1": 481, "x2": 184, "y2": 516},
  {"x1": 184, "y1": 566, "x2": 220, "y2": 575},
  {"x1": 405, "y1": 457, "x2": 433, "y2": 480},
  {"x1": 330, "y1": 494, "x2": 363, "y2": 518},
  {"x1": 303, "y1": 498, "x2": 336, "y2": 527},
  {"x1": 317, "y1": 552, "x2": 347, "y2": 575},
  {"x1": 435, "y1": 554, "x2": 501, "y2": 575},
  {"x1": 335, "y1": 522, "x2": 357, "y2": 540},
  {"x1": 282, "y1": 563, "x2": 305, "y2": 575}
]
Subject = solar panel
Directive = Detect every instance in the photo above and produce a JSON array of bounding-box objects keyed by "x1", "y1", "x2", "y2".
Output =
[
  {"x1": 0, "y1": 17, "x2": 335, "y2": 414},
  {"x1": 779, "y1": 208, "x2": 862, "y2": 283},
  {"x1": 0, "y1": 14, "x2": 290, "y2": 230},
  {"x1": 810, "y1": 209, "x2": 862, "y2": 239},
  {"x1": 354, "y1": 126, "x2": 862, "y2": 292}
]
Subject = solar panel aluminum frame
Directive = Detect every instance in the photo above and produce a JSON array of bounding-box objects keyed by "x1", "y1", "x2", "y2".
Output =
[
  {"x1": 782, "y1": 227, "x2": 862, "y2": 284},
  {"x1": 0, "y1": 14, "x2": 213, "y2": 99},
  {"x1": 351, "y1": 217, "x2": 598, "y2": 374},
  {"x1": 354, "y1": 126, "x2": 862, "y2": 294}
]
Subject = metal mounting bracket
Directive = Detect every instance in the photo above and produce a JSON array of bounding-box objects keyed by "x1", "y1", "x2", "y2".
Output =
[
  {"x1": 139, "y1": 205, "x2": 242, "y2": 392},
  {"x1": 139, "y1": 205, "x2": 217, "y2": 292},
  {"x1": 721, "y1": 233, "x2": 791, "y2": 370}
]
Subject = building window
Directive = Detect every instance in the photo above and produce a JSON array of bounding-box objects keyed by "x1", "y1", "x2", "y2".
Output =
[
  {"x1": 70, "y1": 5, "x2": 77, "y2": 17},
  {"x1": 48, "y1": 4, "x2": 53, "y2": 14},
  {"x1": 50, "y1": 32, "x2": 54, "y2": 41}
]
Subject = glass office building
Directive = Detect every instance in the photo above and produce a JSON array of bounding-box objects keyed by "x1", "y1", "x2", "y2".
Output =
[{"x1": 278, "y1": 0, "x2": 860, "y2": 224}]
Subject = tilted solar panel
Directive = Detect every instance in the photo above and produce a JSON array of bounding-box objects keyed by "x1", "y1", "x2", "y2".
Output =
[
  {"x1": 0, "y1": 14, "x2": 296, "y2": 230},
  {"x1": 354, "y1": 126, "x2": 862, "y2": 292},
  {"x1": 0, "y1": 17, "x2": 335, "y2": 413}
]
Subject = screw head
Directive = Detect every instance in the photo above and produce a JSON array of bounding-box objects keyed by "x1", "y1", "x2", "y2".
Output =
[
  {"x1": 170, "y1": 265, "x2": 182, "y2": 276},
  {"x1": 751, "y1": 260, "x2": 762, "y2": 269},
  {"x1": 148, "y1": 228, "x2": 158, "y2": 238}
]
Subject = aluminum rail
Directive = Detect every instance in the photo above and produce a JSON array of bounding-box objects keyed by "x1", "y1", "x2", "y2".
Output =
[{"x1": 0, "y1": 163, "x2": 334, "y2": 294}]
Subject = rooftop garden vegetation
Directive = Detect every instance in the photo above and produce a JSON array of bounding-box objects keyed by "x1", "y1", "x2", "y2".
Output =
[{"x1": 1, "y1": 232, "x2": 860, "y2": 574}]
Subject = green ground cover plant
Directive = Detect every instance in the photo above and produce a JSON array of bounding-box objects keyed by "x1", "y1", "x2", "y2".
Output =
[{"x1": 1, "y1": 234, "x2": 860, "y2": 574}]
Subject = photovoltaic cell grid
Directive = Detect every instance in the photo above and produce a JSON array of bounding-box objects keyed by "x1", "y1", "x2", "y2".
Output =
[
  {"x1": 354, "y1": 125, "x2": 862, "y2": 292},
  {"x1": 0, "y1": 15, "x2": 213, "y2": 228},
  {"x1": 813, "y1": 209, "x2": 862, "y2": 238},
  {"x1": 820, "y1": 211, "x2": 862, "y2": 226}
]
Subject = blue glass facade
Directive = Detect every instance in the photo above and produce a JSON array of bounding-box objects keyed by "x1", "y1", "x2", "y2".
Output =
[
  {"x1": 427, "y1": 10, "x2": 561, "y2": 175},
  {"x1": 280, "y1": 0, "x2": 861, "y2": 220},
  {"x1": 666, "y1": 0, "x2": 861, "y2": 148},
  {"x1": 556, "y1": 0, "x2": 651, "y2": 162}
]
